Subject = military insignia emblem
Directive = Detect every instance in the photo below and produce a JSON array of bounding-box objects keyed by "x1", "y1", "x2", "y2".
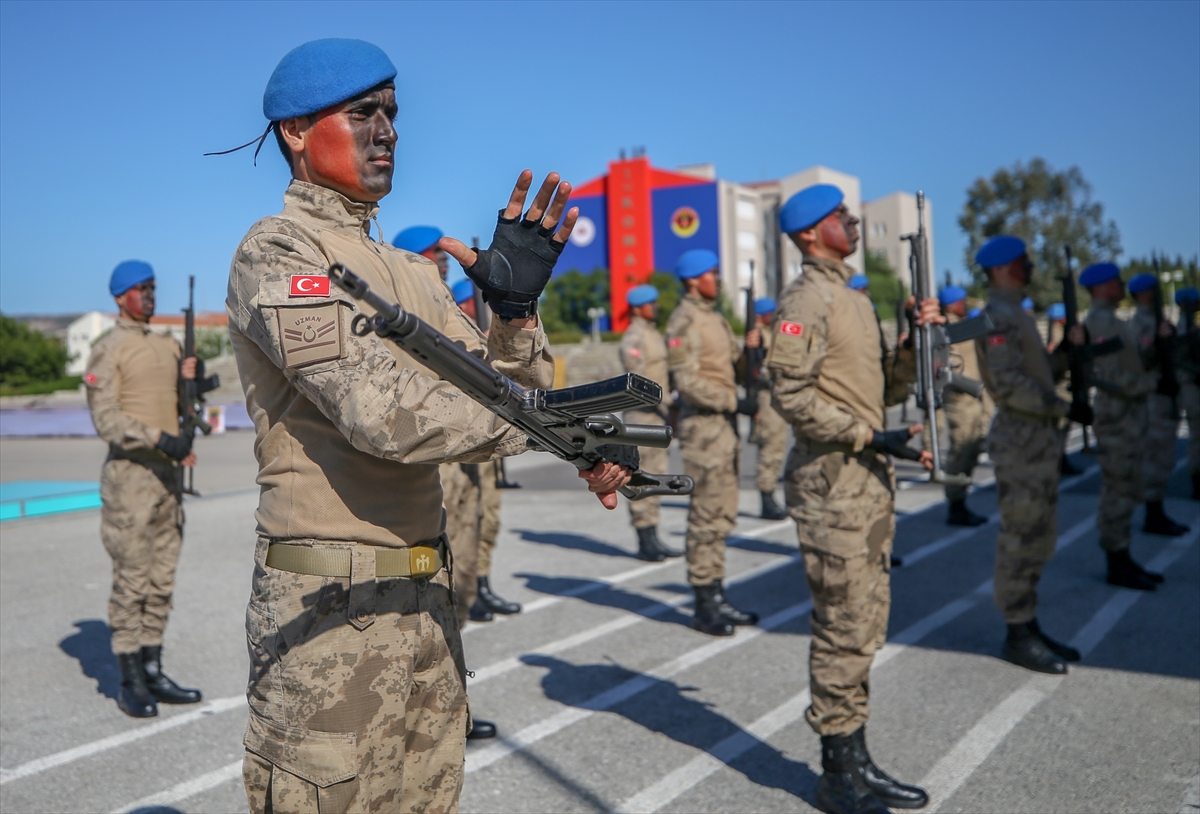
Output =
[
  {"x1": 988, "y1": 334, "x2": 1006, "y2": 345},
  {"x1": 289, "y1": 275, "x2": 331, "y2": 297},
  {"x1": 83, "y1": 371, "x2": 98, "y2": 387},
  {"x1": 279, "y1": 303, "x2": 342, "y2": 368},
  {"x1": 668, "y1": 337, "x2": 682, "y2": 348},
  {"x1": 628, "y1": 348, "x2": 641, "y2": 357},
  {"x1": 779, "y1": 321, "x2": 803, "y2": 336},
  {"x1": 670, "y1": 207, "x2": 700, "y2": 239}
]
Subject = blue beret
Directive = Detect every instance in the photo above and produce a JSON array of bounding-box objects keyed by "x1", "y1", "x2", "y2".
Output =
[
  {"x1": 109, "y1": 260, "x2": 154, "y2": 297},
  {"x1": 975, "y1": 235, "x2": 1027, "y2": 269},
  {"x1": 779, "y1": 184, "x2": 844, "y2": 234},
  {"x1": 1176, "y1": 287, "x2": 1199, "y2": 305},
  {"x1": 264, "y1": 39, "x2": 397, "y2": 121},
  {"x1": 754, "y1": 297, "x2": 777, "y2": 315},
  {"x1": 967, "y1": 307, "x2": 982, "y2": 319},
  {"x1": 1047, "y1": 303, "x2": 1066, "y2": 320},
  {"x1": 1127, "y1": 273, "x2": 1157, "y2": 294},
  {"x1": 676, "y1": 249, "x2": 719, "y2": 280},
  {"x1": 938, "y1": 285, "x2": 967, "y2": 306},
  {"x1": 451, "y1": 278, "x2": 474, "y2": 304},
  {"x1": 1021, "y1": 297, "x2": 1035, "y2": 311},
  {"x1": 1079, "y1": 262, "x2": 1120, "y2": 288},
  {"x1": 393, "y1": 225, "x2": 443, "y2": 254},
  {"x1": 848, "y1": 274, "x2": 869, "y2": 291},
  {"x1": 627, "y1": 284, "x2": 659, "y2": 307}
]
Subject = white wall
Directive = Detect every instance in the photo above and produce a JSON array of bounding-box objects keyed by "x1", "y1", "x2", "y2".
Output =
[{"x1": 65, "y1": 311, "x2": 115, "y2": 374}]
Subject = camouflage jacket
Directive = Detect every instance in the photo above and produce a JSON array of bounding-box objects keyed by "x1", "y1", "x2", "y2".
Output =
[
  {"x1": 976, "y1": 288, "x2": 1069, "y2": 422},
  {"x1": 666, "y1": 294, "x2": 739, "y2": 416}
]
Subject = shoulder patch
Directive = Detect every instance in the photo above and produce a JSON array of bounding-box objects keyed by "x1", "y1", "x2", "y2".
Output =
[
  {"x1": 289, "y1": 274, "x2": 330, "y2": 297},
  {"x1": 668, "y1": 337, "x2": 682, "y2": 348},
  {"x1": 988, "y1": 334, "x2": 1006, "y2": 345},
  {"x1": 768, "y1": 320, "x2": 807, "y2": 366},
  {"x1": 278, "y1": 303, "x2": 343, "y2": 368},
  {"x1": 628, "y1": 347, "x2": 641, "y2": 357},
  {"x1": 83, "y1": 371, "x2": 98, "y2": 387},
  {"x1": 779, "y1": 321, "x2": 803, "y2": 336}
]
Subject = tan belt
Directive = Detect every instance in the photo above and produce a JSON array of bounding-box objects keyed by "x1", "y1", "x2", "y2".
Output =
[{"x1": 266, "y1": 542, "x2": 445, "y2": 578}]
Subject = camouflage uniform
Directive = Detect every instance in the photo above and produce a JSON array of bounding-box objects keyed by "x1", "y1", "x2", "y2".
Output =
[
  {"x1": 477, "y1": 462, "x2": 501, "y2": 577},
  {"x1": 977, "y1": 289, "x2": 1070, "y2": 624},
  {"x1": 1085, "y1": 302, "x2": 1155, "y2": 551},
  {"x1": 1178, "y1": 314, "x2": 1200, "y2": 480},
  {"x1": 85, "y1": 320, "x2": 186, "y2": 656},
  {"x1": 620, "y1": 314, "x2": 673, "y2": 531},
  {"x1": 1130, "y1": 305, "x2": 1178, "y2": 501},
  {"x1": 751, "y1": 329, "x2": 788, "y2": 494},
  {"x1": 228, "y1": 181, "x2": 553, "y2": 813},
  {"x1": 767, "y1": 256, "x2": 915, "y2": 736},
  {"x1": 667, "y1": 295, "x2": 739, "y2": 586},
  {"x1": 441, "y1": 462, "x2": 481, "y2": 628}
]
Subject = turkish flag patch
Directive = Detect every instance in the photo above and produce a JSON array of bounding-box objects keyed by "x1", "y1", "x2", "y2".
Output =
[
  {"x1": 779, "y1": 321, "x2": 803, "y2": 336},
  {"x1": 668, "y1": 337, "x2": 682, "y2": 348},
  {"x1": 988, "y1": 334, "x2": 1006, "y2": 345},
  {"x1": 628, "y1": 348, "x2": 641, "y2": 357},
  {"x1": 83, "y1": 371, "x2": 98, "y2": 387},
  {"x1": 290, "y1": 275, "x2": 331, "y2": 297}
]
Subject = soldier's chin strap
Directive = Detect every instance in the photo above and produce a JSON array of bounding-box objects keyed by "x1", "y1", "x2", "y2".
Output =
[{"x1": 203, "y1": 123, "x2": 274, "y2": 166}]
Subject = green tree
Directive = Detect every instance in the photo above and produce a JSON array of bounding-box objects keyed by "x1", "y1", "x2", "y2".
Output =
[
  {"x1": 1122, "y1": 253, "x2": 1200, "y2": 292},
  {"x1": 0, "y1": 314, "x2": 69, "y2": 386},
  {"x1": 645, "y1": 271, "x2": 681, "y2": 330},
  {"x1": 194, "y1": 327, "x2": 227, "y2": 361},
  {"x1": 540, "y1": 269, "x2": 610, "y2": 335},
  {"x1": 959, "y1": 158, "x2": 1121, "y2": 309},
  {"x1": 864, "y1": 250, "x2": 905, "y2": 313}
]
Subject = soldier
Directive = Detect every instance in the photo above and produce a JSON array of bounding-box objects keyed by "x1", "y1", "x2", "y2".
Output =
[
  {"x1": 1127, "y1": 273, "x2": 1190, "y2": 535},
  {"x1": 938, "y1": 284, "x2": 992, "y2": 527},
  {"x1": 769, "y1": 184, "x2": 936, "y2": 814},
  {"x1": 975, "y1": 235, "x2": 1084, "y2": 676},
  {"x1": 85, "y1": 260, "x2": 204, "y2": 718},
  {"x1": 1176, "y1": 287, "x2": 1200, "y2": 500},
  {"x1": 620, "y1": 283, "x2": 683, "y2": 561},
  {"x1": 1081, "y1": 264, "x2": 1166, "y2": 591},
  {"x1": 394, "y1": 225, "x2": 450, "y2": 280},
  {"x1": 668, "y1": 249, "x2": 758, "y2": 636},
  {"x1": 475, "y1": 459, "x2": 523, "y2": 616},
  {"x1": 750, "y1": 296, "x2": 789, "y2": 520},
  {"x1": 223, "y1": 39, "x2": 631, "y2": 812}
]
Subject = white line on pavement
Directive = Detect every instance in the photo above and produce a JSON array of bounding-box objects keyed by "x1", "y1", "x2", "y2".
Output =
[
  {"x1": 0, "y1": 696, "x2": 244, "y2": 786},
  {"x1": 109, "y1": 759, "x2": 242, "y2": 814}
]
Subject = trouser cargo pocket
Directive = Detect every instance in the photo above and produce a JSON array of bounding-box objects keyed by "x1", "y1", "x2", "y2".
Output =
[{"x1": 243, "y1": 710, "x2": 360, "y2": 813}]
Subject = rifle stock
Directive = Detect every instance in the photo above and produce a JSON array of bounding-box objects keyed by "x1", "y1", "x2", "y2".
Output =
[{"x1": 178, "y1": 275, "x2": 220, "y2": 495}]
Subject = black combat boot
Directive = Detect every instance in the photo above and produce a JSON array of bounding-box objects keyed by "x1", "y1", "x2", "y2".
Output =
[
  {"x1": 760, "y1": 491, "x2": 787, "y2": 520},
  {"x1": 645, "y1": 526, "x2": 683, "y2": 558},
  {"x1": 1003, "y1": 622, "x2": 1067, "y2": 674},
  {"x1": 691, "y1": 584, "x2": 734, "y2": 637},
  {"x1": 1106, "y1": 549, "x2": 1161, "y2": 590},
  {"x1": 116, "y1": 652, "x2": 157, "y2": 718},
  {"x1": 468, "y1": 597, "x2": 494, "y2": 622},
  {"x1": 1143, "y1": 501, "x2": 1190, "y2": 537},
  {"x1": 467, "y1": 719, "x2": 498, "y2": 740},
  {"x1": 815, "y1": 732, "x2": 890, "y2": 814},
  {"x1": 849, "y1": 727, "x2": 929, "y2": 809},
  {"x1": 713, "y1": 579, "x2": 758, "y2": 626},
  {"x1": 636, "y1": 527, "x2": 667, "y2": 562},
  {"x1": 1059, "y1": 453, "x2": 1083, "y2": 476},
  {"x1": 946, "y1": 500, "x2": 987, "y2": 527},
  {"x1": 476, "y1": 576, "x2": 521, "y2": 615},
  {"x1": 1028, "y1": 618, "x2": 1080, "y2": 662},
  {"x1": 141, "y1": 646, "x2": 202, "y2": 704}
]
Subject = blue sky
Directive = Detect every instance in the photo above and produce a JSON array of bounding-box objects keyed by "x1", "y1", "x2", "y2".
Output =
[{"x1": 1, "y1": 0, "x2": 1197, "y2": 315}]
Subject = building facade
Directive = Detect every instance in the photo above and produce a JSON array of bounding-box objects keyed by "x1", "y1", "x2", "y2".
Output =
[
  {"x1": 64, "y1": 311, "x2": 227, "y2": 374},
  {"x1": 861, "y1": 191, "x2": 936, "y2": 288}
]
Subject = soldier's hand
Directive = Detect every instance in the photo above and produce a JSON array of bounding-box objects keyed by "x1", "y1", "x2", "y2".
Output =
[
  {"x1": 180, "y1": 357, "x2": 197, "y2": 380},
  {"x1": 155, "y1": 431, "x2": 193, "y2": 462},
  {"x1": 579, "y1": 460, "x2": 633, "y2": 510},
  {"x1": 913, "y1": 298, "x2": 945, "y2": 327},
  {"x1": 866, "y1": 425, "x2": 925, "y2": 464},
  {"x1": 441, "y1": 170, "x2": 579, "y2": 323},
  {"x1": 181, "y1": 451, "x2": 197, "y2": 468},
  {"x1": 745, "y1": 328, "x2": 762, "y2": 349},
  {"x1": 1067, "y1": 325, "x2": 1087, "y2": 346}
]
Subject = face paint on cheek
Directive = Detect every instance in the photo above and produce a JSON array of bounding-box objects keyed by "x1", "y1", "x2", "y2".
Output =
[
  {"x1": 124, "y1": 289, "x2": 146, "y2": 319},
  {"x1": 307, "y1": 115, "x2": 367, "y2": 197},
  {"x1": 819, "y1": 216, "x2": 851, "y2": 256}
]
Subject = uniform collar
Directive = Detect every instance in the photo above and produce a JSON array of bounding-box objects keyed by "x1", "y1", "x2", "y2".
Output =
[
  {"x1": 115, "y1": 317, "x2": 151, "y2": 334},
  {"x1": 631, "y1": 315, "x2": 656, "y2": 329},
  {"x1": 801, "y1": 254, "x2": 855, "y2": 283},
  {"x1": 1091, "y1": 298, "x2": 1119, "y2": 311},
  {"x1": 987, "y1": 287, "x2": 1024, "y2": 305},
  {"x1": 684, "y1": 293, "x2": 717, "y2": 312},
  {"x1": 1136, "y1": 303, "x2": 1155, "y2": 316},
  {"x1": 282, "y1": 180, "x2": 379, "y2": 236}
]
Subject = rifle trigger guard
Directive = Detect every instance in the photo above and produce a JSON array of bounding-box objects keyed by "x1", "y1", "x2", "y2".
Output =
[{"x1": 351, "y1": 313, "x2": 373, "y2": 337}]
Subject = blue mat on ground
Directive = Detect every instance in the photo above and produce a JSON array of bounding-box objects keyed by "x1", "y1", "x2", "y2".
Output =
[{"x1": 0, "y1": 481, "x2": 101, "y2": 521}]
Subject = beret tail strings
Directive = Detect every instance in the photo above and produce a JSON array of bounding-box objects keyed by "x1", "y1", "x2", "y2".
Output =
[{"x1": 203, "y1": 123, "x2": 274, "y2": 166}]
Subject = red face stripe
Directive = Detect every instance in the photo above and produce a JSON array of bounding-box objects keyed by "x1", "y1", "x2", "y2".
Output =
[
  {"x1": 988, "y1": 334, "x2": 1006, "y2": 345},
  {"x1": 290, "y1": 275, "x2": 331, "y2": 297},
  {"x1": 779, "y1": 321, "x2": 803, "y2": 336}
]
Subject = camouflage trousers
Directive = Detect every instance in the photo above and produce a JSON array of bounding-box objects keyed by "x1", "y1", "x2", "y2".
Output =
[
  {"x1": 441, "y1": 463, "x2": 481, "y2": 628},
  {"x1": 243, "y1": 538, "x2": 467, "y2": 814},
  {"x1": 1182, "y1": 381, "x2": 1200, "y2": 475},
  {"x1": 1094, "y1": 395, "x2": 1148, "y2": 552},
  {"x1": 1144, "y1": 393, "x2": 1179, "y2": 501},
  {"x1": 680, "y1": 412, "x2": 738, "y2": 585},
  {"x1": 988, "y1": 412, "x2": 1063, "y2": 624},
  {"x1": 784, "y1": 441, "x2": 895, "y2": 736},
  {"x1": 751, "y1": 389, "x2": 788, "y2": 494},
  {"x1": 625, "y1": 410, "x2": 669, "y2": 531},
  {"x1": 477, "y1": 462, "x2": 501, "y2": 576},
  {"x1": 942, "y1": 392, "x2": 993, "y2": 503},
  {"x1": 99, "y1": 456, "x2": 183, "y2": 655}
]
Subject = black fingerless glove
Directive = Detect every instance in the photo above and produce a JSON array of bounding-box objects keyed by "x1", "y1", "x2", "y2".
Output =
[
  {"x1": 594, "y1": 443, "x2": 640, "y2": 471},
  {"x1": 867, "y1": 428, "x2": 922, "y2": 461},
  {"x1": 736, "y1": 398, "x2": 758, "y2": 417},
  {"x1": 156, "y1": 432, "x2": 192, "y2": 462},
  {"x1": 462, "y1": 210, "x2": 565, "y2": 321}
]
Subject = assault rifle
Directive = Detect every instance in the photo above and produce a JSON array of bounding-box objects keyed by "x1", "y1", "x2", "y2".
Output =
[
  {"x1": 1151, "y1": 258, "x2": 1180, "y2": 409},
  {"x1": 740, "y1": 259, "x2": 765, "y2": 436},
  {"x1": 178, "y1": 276, "x2": 220, "y2": 495},
  {"x1": 902, "y1": 192, "x2": 992, "y2": 486},
  {"x1": 1059, "y1": 247, "x2": 1123, "y2": 430},
  {"x1": 328, "y1": 264, "x2": 694, "y2": 501}
]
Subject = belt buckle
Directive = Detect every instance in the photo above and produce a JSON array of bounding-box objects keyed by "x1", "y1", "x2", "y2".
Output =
[{"x1": 408, "y1": 545, "x2": 439, "y2": 577}]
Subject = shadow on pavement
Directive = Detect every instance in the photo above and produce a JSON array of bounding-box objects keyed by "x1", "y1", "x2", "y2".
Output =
[
  {"x1": 128, "y1": 808, "x2": 185, "y2": 814},
  {"x1": 523, "y1": 654, "x2": 820, "y2": 805},
  {"x1": 59, "y1": 619, "x2": 120, "y2": 700},
  {"x1": 515, "y1": 573, "x2": 695, "y2": 629},
  {"x1": 514, "y1": 529, "x2": 634, "y2": 559}
]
